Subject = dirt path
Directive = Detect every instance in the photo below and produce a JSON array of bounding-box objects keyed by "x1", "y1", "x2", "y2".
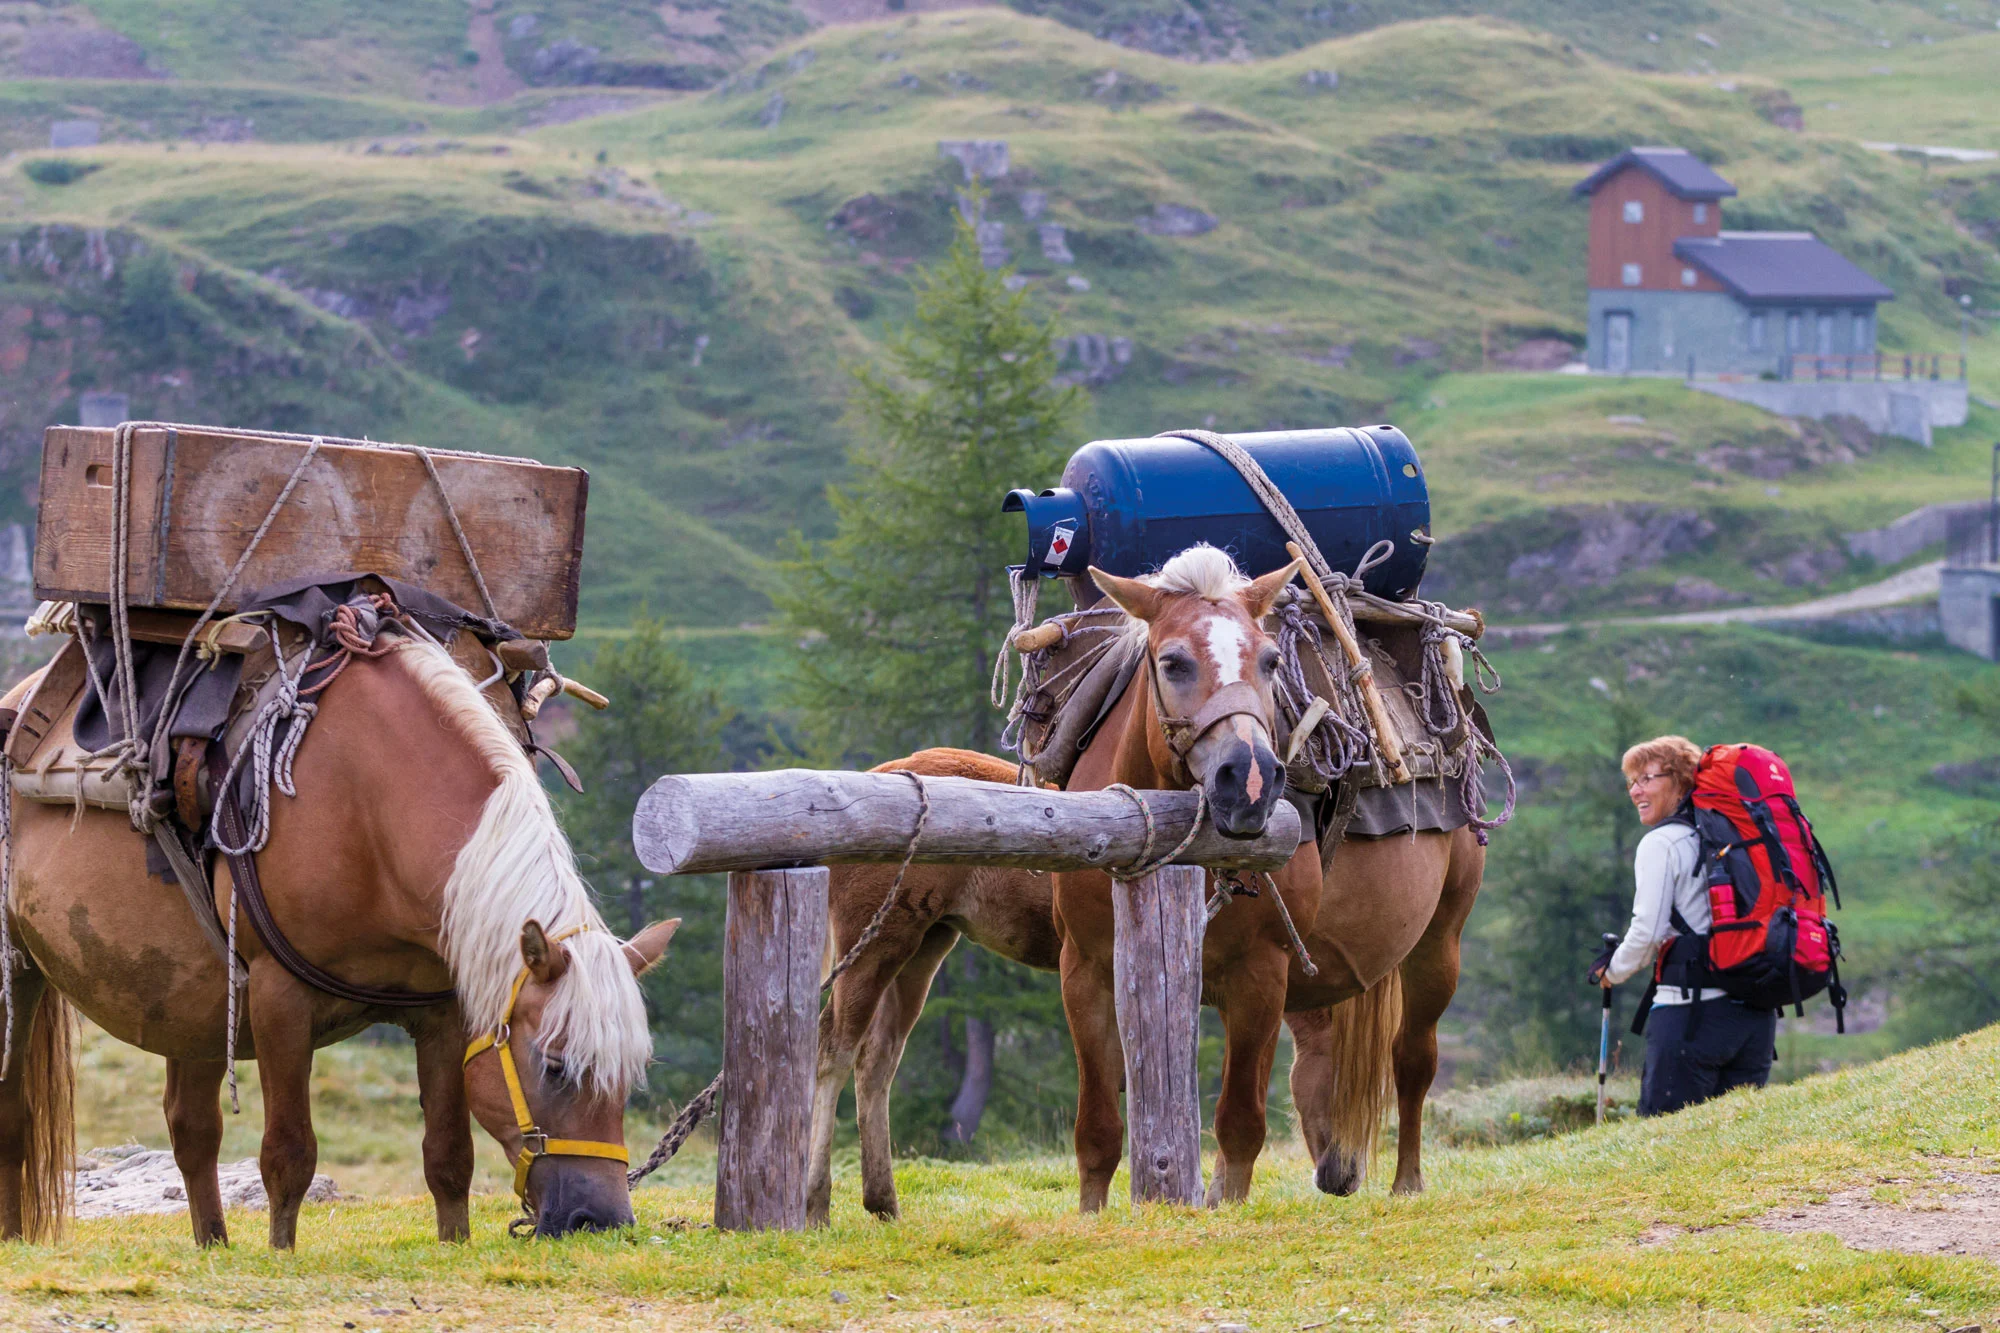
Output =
[
  {"x1": 1494, "y1": 560, "x2": 1942, "y2": 638},
  {"x1": 1756, "y1": 1159, "x2": 2000, "y2": 1262}
]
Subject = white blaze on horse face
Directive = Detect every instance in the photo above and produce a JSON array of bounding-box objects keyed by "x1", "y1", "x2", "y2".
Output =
[{"x1": 1203, "y1": 612, "x2": 1251, "y2": 686}]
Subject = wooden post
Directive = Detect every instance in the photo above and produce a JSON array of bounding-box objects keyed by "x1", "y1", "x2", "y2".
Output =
[
  {"x1": 715, "y1": 867, "x2": 828, "y2": 1232},
  {"x1": 1112, "y1": 864, "x2": 1206, "y2": 1207}
]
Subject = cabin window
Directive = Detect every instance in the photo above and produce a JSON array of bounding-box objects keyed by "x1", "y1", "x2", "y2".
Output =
[
  {"x1": 1622, "y1": 262, "x2": 1642, "y2": 286},
  {"x1": 1694, "y1": 203, "x2": 1708, "y2": 223},
  {"x1": 1749, "y1": 313, "x2": 1766, "y2": 351},
  {"x1": 1681, "y1": 267, "x2": 1698, "y2": 287},
  {"x1": 1852, "y1": 310, "x2": 1872, "y2": 349},
  {"x1": 1786, "y1": 312, "x2": 1804, "y2": 352},
  {"x1": 1623, "y1": 200, "x2": 1644, "y2": 223},
  {"x1": 1816, "y1": 313, "x2": 1836, "y2": 355}
]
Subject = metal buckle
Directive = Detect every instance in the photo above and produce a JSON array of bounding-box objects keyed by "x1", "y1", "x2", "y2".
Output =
[
  {"x1": 521, "y1": 1130, "x2": 548, "y2": 1156},
  {"x1": 492, "y1": 1022, "x2": 511, "y2": 1050}
]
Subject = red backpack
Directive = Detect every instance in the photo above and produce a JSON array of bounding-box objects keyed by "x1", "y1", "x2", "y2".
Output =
[{"x1": 1662, "y1": 744, "x2": 1847, "y2": 1028}]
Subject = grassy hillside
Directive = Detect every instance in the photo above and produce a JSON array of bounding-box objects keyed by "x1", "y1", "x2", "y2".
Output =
[
  {"x1": 7, "y1": 1018, "x2": 1997, "y2": 1329},
  {"x1": 3, "y1": 10, "x2": 1994, "y2": 628}
]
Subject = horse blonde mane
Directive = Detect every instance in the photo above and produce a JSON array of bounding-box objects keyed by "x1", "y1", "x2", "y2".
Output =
[
  {"x1": 1148, "y1": 543, "x2": 1249, "y2": 601},
  {"x1": 390, "y1": 637, "x2": 650, "y2": 1100},
  {"x1": 1111, "y1": 544, "x2": 1250, "y2": 649}
]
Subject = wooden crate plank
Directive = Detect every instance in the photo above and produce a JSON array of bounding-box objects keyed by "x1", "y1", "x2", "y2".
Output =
[{"x1": 33, "y1": 425, "x2": 586, "y2": 639}]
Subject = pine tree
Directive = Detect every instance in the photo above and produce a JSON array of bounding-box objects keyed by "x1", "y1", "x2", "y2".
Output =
[
  {"x1": 778, "y1": 188, "x2": 1083, "y2": 1146},
  {"x1": 778, "y1": 188, "x2": 1084, "y2": 761}
]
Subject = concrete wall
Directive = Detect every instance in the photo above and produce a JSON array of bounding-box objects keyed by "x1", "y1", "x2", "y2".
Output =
[
  {"x1": 1688, "y1": 378, "x2": 1969, "y2": 445},
  {"x1": 1940, "y1": 565, "x2": 2000, "y2": 659},
  {"x1": 1844, "y1": 501, "x2": 1989, "y2": 565},
  {"x1": 1585, "y1": 291, "x2": 1881, "y2": 376}
]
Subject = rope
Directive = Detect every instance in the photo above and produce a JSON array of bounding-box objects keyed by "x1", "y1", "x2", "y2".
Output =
[
  {"x1": 1104, "y1": 782, "x2": 1207, "y2": 880},
  {"x1": 0, "y1": 754, "x2": 13, "y2": 1078},
  {"x1": 224, "y1": 873, "x2": 243, "y2": 1112},
  {"x1": 1261, "y1": 871, "x2": 1319, "y2": 978},
  {"x1": 211, "y1": 637, "x2": 319, "y2": 858},
  {"x1": 626, "y1": 771, "x2": 932, "y2": 1191},
  {"x1": 404, "y1": 446, "x2": 499, "y2": 622},
  {"x1": 1156, "y1": 428, "x2": 1344, "y2": 585},
  {"x1": 989, "y1": 564, "x2": 1039, "y2": 718},
  {"x1": 80, "y1": 427, "x2": 327, "y2": 833}
]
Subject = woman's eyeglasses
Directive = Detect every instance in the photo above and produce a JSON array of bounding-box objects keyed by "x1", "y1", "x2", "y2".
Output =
[{"x1": 1625, "y1": 772, "x2": 1670, "y2": 792}]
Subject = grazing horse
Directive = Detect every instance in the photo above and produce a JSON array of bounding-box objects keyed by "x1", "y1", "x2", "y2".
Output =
[
  {"x1": 807, "y1": 557, "x2": 1489, "y2": 1217},
  {"x1": 0, "y1": 631, "x2": 678, "y2": 1246}
]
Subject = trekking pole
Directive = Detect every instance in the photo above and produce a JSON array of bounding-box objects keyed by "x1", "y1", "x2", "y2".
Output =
[{"x1": 1596, "y1": 933, "x2": 1618, "y2": 1126}]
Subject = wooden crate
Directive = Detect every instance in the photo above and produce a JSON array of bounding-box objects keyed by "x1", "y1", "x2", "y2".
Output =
[{"x1": 34, "y1": 424, "x2": 587, "y2": 640}]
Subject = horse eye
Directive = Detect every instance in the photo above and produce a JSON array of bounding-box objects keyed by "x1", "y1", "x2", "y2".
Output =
[
  {"x1": 543, "y1": 1056, "x2": 571, "y2": 1086},
  {"x1": 1161, "y1": 654, "x2": 1196, "y2": 681},
  {"x1": 1258, "y1": 650, "x2": 1280, "y2": 676}
]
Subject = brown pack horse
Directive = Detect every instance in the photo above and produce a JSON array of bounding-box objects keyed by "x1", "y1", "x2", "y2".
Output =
[
  {"x1": 809, "y1": 548, "x2": 1485, "y2": 1218},
  {"x1": 0, "y1": 630, "x2": 678, "y2": 1246}
]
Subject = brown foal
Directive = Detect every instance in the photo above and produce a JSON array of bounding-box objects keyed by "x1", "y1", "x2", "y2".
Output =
[{"x1": 0, "y1": 634, "x2": 676, "y2": 1246}]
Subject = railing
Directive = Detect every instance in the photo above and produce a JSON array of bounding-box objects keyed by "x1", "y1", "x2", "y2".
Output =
[{"x1": 1779, "y1": 352, "x2": 1967, "y2": 382}]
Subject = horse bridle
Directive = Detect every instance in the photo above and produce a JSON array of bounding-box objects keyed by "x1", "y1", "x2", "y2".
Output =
[
  {"x1": 462, "y1": 924, "x2": 631, "y2": 1207},
  {"x1": 1144, "y1": 642, "x2": 1287, "y2": 781}
]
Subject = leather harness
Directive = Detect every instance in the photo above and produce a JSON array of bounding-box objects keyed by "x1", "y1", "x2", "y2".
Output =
[{"x1": 461, "y1": 924, "x2": 632, "y2": 1204}]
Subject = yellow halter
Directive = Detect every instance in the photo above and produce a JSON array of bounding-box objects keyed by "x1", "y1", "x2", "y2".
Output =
[{"x1": 462, "y1": 925, "x2": 631, "y2": 1205}]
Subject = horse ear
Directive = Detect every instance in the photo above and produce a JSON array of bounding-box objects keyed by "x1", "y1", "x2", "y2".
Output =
[
  {"x1": 623, "y1": 918, "x2": 680, "y2": 977},
  {"x1": 1243, "y1": 556, "x2": 1304, "y2": 621},
  {"x1": 520, "y1": 920, "x2": 571, "y2": 986},
  {"x1": 1089, "y1": 566, "x2": 1166, "y2": 622}
]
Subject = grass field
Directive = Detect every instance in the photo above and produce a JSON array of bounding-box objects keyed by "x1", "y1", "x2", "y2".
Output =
[{"x1": 5, "y1": 1019, "x2": 1996, "y2": 1330}]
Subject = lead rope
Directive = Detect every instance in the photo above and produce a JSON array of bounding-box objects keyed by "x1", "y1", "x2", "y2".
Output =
[
  {"x1": 623, "y1": 771, "x2": 932, "y2": 1191},
  {"x1": 0, "y1": 754, "x2": 14, "y2": 1078},
  {"x1": 224, "y1": 871, "x2": 243, "y2": 1111}
]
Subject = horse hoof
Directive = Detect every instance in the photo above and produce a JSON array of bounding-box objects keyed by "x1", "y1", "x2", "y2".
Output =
[{"x1": 1314, "y1": 1151, "x2": 1364, "y2": 1197}]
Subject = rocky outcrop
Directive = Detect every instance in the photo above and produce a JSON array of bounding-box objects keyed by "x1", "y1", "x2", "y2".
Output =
[
  {"x1": 939, "y1": 139, "x2": 1009, "y2": 182},
  {"x1": 76, "y1": 1145, "x2": 336, "y2": 1219},
  {"x1": 1137, "y1": 204, "x2": 1217, "y2": 237}
]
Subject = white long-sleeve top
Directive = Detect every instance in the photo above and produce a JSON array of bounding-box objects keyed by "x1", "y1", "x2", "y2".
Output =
[{"x1": 1605, "y1": 820, "x2": 1726, "y2": 1004}]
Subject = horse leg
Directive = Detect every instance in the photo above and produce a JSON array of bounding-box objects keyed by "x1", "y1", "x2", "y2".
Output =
[
  {"x1": 162, "y1": 1058, "x2": 229, "y2": 1247},
  {"x1": 1390, "y1": 830, "x2": 1483, "y2": 1197},
  {"x1": 407, "y1": 1008, "x2": 473, "y2": 1241},
  {"x1": 856, "y1": 925, "x2": 957, "y2": 1221},
  {"x1": 0, "y1": 969, "x2": 47, "y2": 1239},
  {"x1": 1285, "y1": 1006, "x2": 1334, "y2": 1170},
  {"x1": 246, "y1": 966, "x2": 320, "y2": 1249},
  {"x1": 1059, "y1": 943, "x2": 1124, "y2": 1213},
  {"x1": 1205, "y1": 972, "x2": 1286, "y2": 1206}
]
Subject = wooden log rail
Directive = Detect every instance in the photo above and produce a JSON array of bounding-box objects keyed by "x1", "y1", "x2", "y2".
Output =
[
  {"x1": 632, "y1": 769, "x2": 1300, "y2": 877},
  {"x1": 632, "y1": 769, "x2": 1301, "y2": 1228}
]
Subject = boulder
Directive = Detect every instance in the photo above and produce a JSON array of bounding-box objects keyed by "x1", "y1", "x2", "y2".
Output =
[{"x1": 75, "y1": 1146, "x2": 337, "y2": 1220}]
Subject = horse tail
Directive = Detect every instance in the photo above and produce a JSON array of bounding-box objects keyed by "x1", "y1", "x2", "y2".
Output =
[
  {"x1": 1325, "y1": 969, "x2": 1403, "y2": 1179},
  {"x1": 20, "y1": 988, "x2": 76, "y2": 1242}
]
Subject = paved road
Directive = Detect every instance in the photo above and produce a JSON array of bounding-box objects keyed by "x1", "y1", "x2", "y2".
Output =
[{"x1": 1493, "y1": 560, "x2": 1942, "y2": 637}]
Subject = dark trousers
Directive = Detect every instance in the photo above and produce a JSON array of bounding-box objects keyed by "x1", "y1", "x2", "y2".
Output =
[{"x1": 1639, "y1": 998, "x2": 1777, "y2": 1117}]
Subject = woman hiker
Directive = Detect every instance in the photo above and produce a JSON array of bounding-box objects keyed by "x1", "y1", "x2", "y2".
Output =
[{"x1": 1587, "y1": 734, "x2": 1778, "y2": 1116}]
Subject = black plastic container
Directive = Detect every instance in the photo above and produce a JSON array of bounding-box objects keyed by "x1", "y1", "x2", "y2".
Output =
[{"x1": 1003, "y1": 426, "x2": 1430, "y2": 599}]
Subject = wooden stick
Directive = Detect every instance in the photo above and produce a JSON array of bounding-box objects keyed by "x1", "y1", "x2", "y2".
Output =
[
  {"x1": 1113, "y1": 864, "x2": 1205, "y2": 1206},
  {"x1": 560, "y1": 677, "x2": 609, "y2": 710},
  {"x1": 632, "y1": 770, "x2": 1300, "y2": 876},
  {"x1": 715, "y1": 867, "x2": 826, "y2": 1232},
  {"x1": 1013, "y1": 621, "x2": 1066, "y2": 654},
  {"x1": 1347, "y1": 591, "x2": 1483, "y2": 639},
  {"x1": 1286, "y1": 541, "x2": 1412, "y2": 786}
]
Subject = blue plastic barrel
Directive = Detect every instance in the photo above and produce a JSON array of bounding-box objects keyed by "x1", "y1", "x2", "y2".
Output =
[{"x1": 1003, "y1": 426, "x2": 1431, "y2": 600}]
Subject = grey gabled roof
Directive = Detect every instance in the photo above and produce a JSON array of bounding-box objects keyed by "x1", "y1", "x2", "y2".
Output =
[
  {"x1": 1572, "y1": 146, "x2": 1738, "y2": 200},
  {"x1": 1674, "y1": 232, "x2": 1896, "y2": 303}
]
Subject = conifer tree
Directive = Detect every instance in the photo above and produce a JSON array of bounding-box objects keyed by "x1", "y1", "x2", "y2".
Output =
[
  {"x1": 778, "y1": 188, "x2": 1083, "y2": 1145},
  {"x1": 779, "y1": 188, "x2": 1083, "y2": 761}
]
